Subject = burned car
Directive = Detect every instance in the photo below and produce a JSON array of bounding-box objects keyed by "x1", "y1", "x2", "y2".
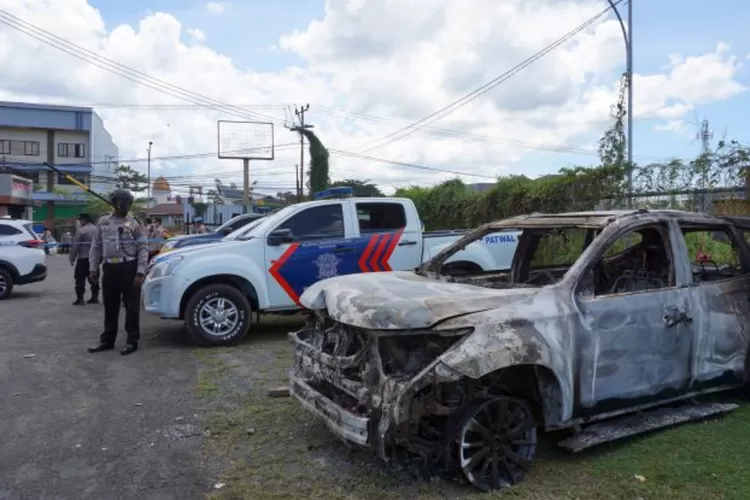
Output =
[{"x1": 289, "y1": 210, "x2": 750, "y2": 491}]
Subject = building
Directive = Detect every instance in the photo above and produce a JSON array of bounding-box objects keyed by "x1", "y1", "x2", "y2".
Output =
[
  {"x1": 0, "y1": 173, "x2": 33, "y2": 219},
  {"x1": 150, "y1": 176, "x2": 174, "y2": 206},
  {"x1": 0, "y1": 101, "x2": 119, "y2": 225}
]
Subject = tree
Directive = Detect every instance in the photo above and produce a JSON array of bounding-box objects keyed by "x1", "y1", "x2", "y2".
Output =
[
  {"x1": 114, "y1": 165, "x2": 148, "y2": 192},
  {"x1": 299, "y1": 128, "x2": 330, "y2": 195},
  {"x1": 330, "y1": 179, "x2": 384, "y2": 197}
]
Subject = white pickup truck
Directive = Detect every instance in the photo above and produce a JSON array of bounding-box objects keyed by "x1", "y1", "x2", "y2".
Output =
[{"x1": 142, "y1": 195, "x2": 520, "y2": 346}]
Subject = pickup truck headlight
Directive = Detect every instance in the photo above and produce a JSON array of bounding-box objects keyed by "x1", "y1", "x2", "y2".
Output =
[{"x1": 147, "y1": 255, "x2": 183, "y2": 279}]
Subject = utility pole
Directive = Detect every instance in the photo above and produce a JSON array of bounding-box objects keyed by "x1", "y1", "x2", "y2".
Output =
[
  {"x1": 243, "y1": 157, "x2": 250, "y2": 213},
  {"x1": 607, "y1": 0, "x2": 633, "y2": 207},
  {"x1": 290, "y1": 104, "x2": 312, "y2": 202},
  {"x1": 147, "y1": 141, "x2": 153, "y2": 216},
  {"x1": 697, "y1": 119, "x2": 713, "y2": 210}
]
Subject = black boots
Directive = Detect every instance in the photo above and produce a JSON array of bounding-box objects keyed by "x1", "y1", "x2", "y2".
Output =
[
  {"x1": 88, "y1": 342, "x2": 138, "y2": 355},
  {"x1": 120, "y1": 344, "x2": 138, "y2": 356},
  {"x1": 74, "y1": 296, "x2": 98, "y2": 305},
  {"x1": 87, "y1": 342, "x2": 114, "y2": 353},
  {"x1": 87, "y1": 296, "x2": 99, "y2": 304},
  {"x1": 73, "y1": 298, "x2": 85, "y2": 305}
]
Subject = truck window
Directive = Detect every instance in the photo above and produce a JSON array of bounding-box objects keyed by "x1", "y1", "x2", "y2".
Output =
[
  {"x1": 530, "y1": 228, "x2": 589, "y2": 268},
  {"x1": 581, "y1": 225, "x2": 675, "y2": 297},
  {"x1": 680, "y1": 225, "x2": 744, "y2": 283},
  {"x1": 356, "y1": 202, "x2": 406, "y2": 234},
  {"x1": 278, "y1": 204, "x2": 344, "y2": 240}
]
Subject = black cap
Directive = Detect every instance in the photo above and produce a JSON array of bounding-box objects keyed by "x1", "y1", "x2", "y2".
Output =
[
  {"x1": 78, "y1": 212, "x2": 91, "y2": 221},
  {"x1": 110, "y1": 189, "x2": 134, "y2": 203}
]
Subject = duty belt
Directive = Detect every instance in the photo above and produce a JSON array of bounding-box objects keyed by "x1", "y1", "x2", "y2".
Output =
[{"x1": 104, "y1": 256, "x2": 136, "y2": 264}]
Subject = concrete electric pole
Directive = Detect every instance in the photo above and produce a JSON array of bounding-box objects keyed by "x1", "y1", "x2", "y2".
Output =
[{"x1": 290, "y1": 104, "x2": 313, "y2": 202}]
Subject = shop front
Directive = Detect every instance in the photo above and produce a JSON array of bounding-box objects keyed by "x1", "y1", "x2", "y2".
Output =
[{"x1": 0, "y1": 173, "x2": 33, "y2": 219}]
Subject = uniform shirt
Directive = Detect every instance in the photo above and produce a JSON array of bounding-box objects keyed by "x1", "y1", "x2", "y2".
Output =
[
  {"x1": 149, "y1": 225, "x2": 166, "y2": 252},
  {"x1": 69, "y1": 223, "x2": 96, "y2": 263},
  {"x1": 89, "y1": 214, "x2": 149, "y2": 274}
]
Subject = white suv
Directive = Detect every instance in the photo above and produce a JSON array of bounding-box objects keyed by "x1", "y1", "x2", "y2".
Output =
[{"x1": 0, "y1": 217, "x2": 47, "y2": 299}]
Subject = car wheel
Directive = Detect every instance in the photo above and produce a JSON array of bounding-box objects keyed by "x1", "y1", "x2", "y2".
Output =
[
  {"x1": 452, "y1": 396, "x2": 537, "y2": 491},
  {"x1": 0, "y1": 267, "x2": 14, "y2": 300},
  {"x1": 185, "y1": 284, "x2": 251, "y2": 347}
]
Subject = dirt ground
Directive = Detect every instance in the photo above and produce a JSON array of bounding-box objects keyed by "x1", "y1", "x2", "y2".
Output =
[{"x1": 3, "y1": 255, "x2": 749, "y2": 500}]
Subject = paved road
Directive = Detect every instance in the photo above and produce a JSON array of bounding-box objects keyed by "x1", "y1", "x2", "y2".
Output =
[{"x1": 0, "y1": 255, "x2": 211, "y2": 500}]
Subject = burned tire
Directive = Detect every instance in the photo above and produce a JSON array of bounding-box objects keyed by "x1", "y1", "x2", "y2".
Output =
[
  {"x1": 452, "y1": 396, "x2": 537, "y2": 491},
  {"x1": 0, "y1": 267, "x2": 14, "y2": 300},
  {"x1": 184, "y1": 284, "x2": 251, "y2": 347}
]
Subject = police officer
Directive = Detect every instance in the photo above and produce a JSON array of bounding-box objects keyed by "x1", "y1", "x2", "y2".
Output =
[
  {"x1": 69, "y1": 212, "x2": 99, "y2": 305},
  {"x1": 87, "y1": 189, "x2": 149, "y2": 356}
]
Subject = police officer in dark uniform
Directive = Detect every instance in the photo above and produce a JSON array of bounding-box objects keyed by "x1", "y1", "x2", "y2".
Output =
[
  {"x1": 69, "y1": 212, "x2": 99, "y2": 305},
  {"x1": 87, "y1": 189, "x2": 148, "y2": 356}
]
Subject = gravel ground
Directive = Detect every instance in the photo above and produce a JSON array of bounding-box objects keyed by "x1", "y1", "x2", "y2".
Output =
[{"x1": 0, "y1": 255, "x2": 214, "y2": 500}]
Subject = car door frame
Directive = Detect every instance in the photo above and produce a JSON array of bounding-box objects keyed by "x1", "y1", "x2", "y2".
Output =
[
  {"x1": 263, "y1": 201, "x2": 356, "y2": 310},
  {"x1": 675, "y1": 216, "x2": 750, "y2": 391},
  {"x1": 570, "y1": 216, "x2": 697, "y2": 416}
]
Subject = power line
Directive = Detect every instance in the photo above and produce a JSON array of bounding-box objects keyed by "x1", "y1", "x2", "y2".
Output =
[
  {"x1": 0, "y1": 8, "x2": 286, "y2": 126},
  {"x1": 352, "y1": 0, "x2": 624, "y2": 154}
]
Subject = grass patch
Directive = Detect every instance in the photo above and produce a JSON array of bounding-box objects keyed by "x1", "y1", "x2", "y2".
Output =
[
  {"x1": 196, "y1": 320, "x2": 750, "y2": 500},
  {"x1": 194, "y1": 348, "x2": 231, "y2": 397}
]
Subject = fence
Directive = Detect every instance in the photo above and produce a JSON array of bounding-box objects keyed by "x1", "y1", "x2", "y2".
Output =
[{"x1": 598, "y1": 186, "x2": 750, "y2": 217}]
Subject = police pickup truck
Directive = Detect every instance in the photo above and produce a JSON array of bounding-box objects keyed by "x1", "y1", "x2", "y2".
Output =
[{"x1": 142, "y1": 188, "x2": 520, "y2": 346}]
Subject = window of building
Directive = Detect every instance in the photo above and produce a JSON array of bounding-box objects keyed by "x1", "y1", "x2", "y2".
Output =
[
  {"x1": 278, "y1": 204, "x2": 345, "y2": 240},
  {"x1": 2, "y1": 140, "x2": 40, "y2": 156},
  {"x1": 57, "y1": 173, "x2": 89, "y2": 186},
  {"x1": 356, "y1": 202, "x2": 407, "y2": 234},
  {"x1": 680, "y1": 225, "x2": 745, "y2": 283},
  {"x1": 58, "y1": 143, "x2": 86, "y2": 158},
  {"x1": 23, "y1": 141, "x2": 40, "y2": 156}
]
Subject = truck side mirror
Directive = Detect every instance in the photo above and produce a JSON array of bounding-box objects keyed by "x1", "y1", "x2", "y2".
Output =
[{"x1": 267, "y1": 228, "x2": 294, "y2": 246}]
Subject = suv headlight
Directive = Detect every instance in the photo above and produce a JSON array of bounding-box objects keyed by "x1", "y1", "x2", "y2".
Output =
[{"x1": 147, "y1": 255, "x2": 183, "y2": 279}]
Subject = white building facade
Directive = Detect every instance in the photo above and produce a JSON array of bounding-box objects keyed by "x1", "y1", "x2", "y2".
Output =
[{"x1": 0, "y1": 101, "x2": 119, "y2": 224}]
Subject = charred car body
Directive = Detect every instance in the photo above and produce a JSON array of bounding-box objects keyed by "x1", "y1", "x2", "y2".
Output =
[{"x1": 290, "y1": 210, "x2": 750, "y2": 491}]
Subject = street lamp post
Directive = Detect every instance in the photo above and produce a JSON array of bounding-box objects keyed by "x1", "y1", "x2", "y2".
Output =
[
  {"x1": 147, "y1": 141, "x2": 153, "y2": 216},
  {"x1": 606, "y1": 0, "x2": 633, "y2": 207}
]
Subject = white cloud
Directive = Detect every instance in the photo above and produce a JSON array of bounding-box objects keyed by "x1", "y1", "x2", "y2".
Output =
[
  {"x1": 186, "y1": 28, "x2": 205, "y2": 43},
  {"x1": 0, "y1": 0, "x2": 745, "y2": 195},
  {"x1": 205, "y1": 2, "x2": 225, "y2": 15}
]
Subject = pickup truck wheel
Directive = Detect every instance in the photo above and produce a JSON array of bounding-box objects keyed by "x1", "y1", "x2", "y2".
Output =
[
  {"x1": 453, "y1": 396, "x2": 537, "y2": 491},
  {"x1": 0, "y1": 268, "x2": 14, "y2": 300},
  {"x1": 185, "y1": 284, "x2": 251, "y2": 347}
]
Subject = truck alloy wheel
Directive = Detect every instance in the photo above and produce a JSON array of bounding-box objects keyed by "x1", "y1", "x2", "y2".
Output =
[
  {"x1": 454, "y1": 396, "x2": 537, "y2": 491},
  {"x1": 185, "y1": 284, "x2": 251, "y2": 346}
]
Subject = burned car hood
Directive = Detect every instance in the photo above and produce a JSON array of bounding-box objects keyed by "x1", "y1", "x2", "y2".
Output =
[{"x1": 299, "y1": 271, "x2": 539, "y2": 330}]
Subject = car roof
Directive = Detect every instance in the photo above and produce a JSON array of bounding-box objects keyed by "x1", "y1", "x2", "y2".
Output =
[
  {"x1": 486, "y1": 209, "x2": 735, "y2": 230},
  {"x1": 0, "y1": 217, "x2": 32, "y2": 226}
]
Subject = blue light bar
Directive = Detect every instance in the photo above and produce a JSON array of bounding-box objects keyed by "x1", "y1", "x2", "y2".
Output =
[{"x1": 313, "y1": 186, "x2": 353, "y2": 200}]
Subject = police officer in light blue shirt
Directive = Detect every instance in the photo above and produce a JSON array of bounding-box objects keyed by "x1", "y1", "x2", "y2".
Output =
[{"x1": 87, "y1": 189, "x2": 149, "y2": 356}]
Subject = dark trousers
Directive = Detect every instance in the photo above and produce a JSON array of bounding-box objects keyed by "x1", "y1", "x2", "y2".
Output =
[
  {"x1": 74, "y1": 258, "x2": 99, "y2": 300},
  {"x1": 101, "y1": 260, "x2": 140, "y2": 346}
]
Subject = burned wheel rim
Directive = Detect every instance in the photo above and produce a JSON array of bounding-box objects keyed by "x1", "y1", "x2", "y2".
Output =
[
  {"x1": 0, "y1": 274, "x2": 6, "y2": 295},
  {"x1": 457, "y1": 396, "x2": 537, "y2": 491}
]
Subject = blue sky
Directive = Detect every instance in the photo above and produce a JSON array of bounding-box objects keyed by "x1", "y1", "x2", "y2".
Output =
[{"x1": 86, "y1": 0, "x2": 750, "y2": 175}]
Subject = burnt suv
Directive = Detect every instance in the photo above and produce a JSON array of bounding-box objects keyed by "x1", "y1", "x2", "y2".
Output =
[{"x1": 289, "y1": 210, "x2": 750, "y2": 491}]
